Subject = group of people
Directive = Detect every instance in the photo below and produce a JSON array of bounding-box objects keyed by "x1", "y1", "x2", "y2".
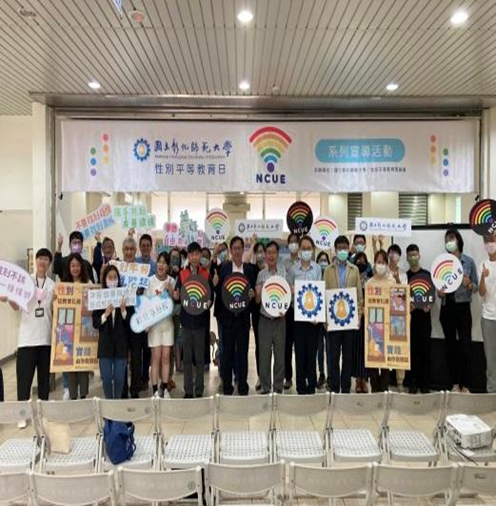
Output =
[{"x1": 2, "y1": 222, "x2": 496, "y2": 428}]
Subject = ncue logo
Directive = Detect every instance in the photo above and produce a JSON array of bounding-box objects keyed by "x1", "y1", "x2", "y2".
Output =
[
  {"x1": 250, "y1": 126, "x2": 292, "y2": 185},
  {"x1": 184, "y1": 279, "x2": 208, "y2": 301}
]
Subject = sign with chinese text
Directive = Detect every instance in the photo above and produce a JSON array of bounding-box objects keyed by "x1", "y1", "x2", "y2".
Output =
[
  {"x1": 75, "y1": 204, "x2": 115, "y2": 240},
  {"x1": 0, "y1": 261, "x2": 35, "y2": 311},
  {"x1": 113, "y1": 205, "x2": 156, "y2": 230},
  {"x1": 295, "y1": 280, "x2": 326, "y2": 322},
  {"x1": 130, "y1": 291, "x2": 174, "y2": 333},
  {"x1": 327, "y1": 288, "x2": 359, "y2": 331},
  {"x1": 109, "y1": 261, "x2": 150, "y2": 288},
  {"x1": 365, "y1": 283, "x2": 411, "y2": 370},
  {"x1": 87, "y1": 286, "x2": 137, "y2": 311},
  {"x1": 355, "y1": 217, "x2": 411, "y2": 237},
  {"x1": 61, "y1": 120, "x2": 476, "y2": 193},
  {"x1": 50, "y1": 283, "x2": 99, "y2": 373},
  {"x1": 234, "y1": 219, "x2": 283, "y2": 239},
  {"x1": 261, "y1": 275, "x2": 291, "y2": 317}
]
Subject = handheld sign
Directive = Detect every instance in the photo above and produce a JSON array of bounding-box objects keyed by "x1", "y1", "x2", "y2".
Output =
[
  {"x1": 205, "y1": 208, "x2": 230, "y2": 242},
  {"x1": 222, "y1": 273, "x2": 251, "y2": 314},
  {"x1": 295, "y1": 280, "x2": 326, "y2": 322},
  {"x1": 286, "y1": 201, "x2": 313, "y2": 235},
  {"x1": 180, "y1": 274, "x2": 211, "y2": 316},
  {"x1": 261, "y1": 275, "x2": 291, "y2": 317},
  {"x1": 409, "y1": 271, "x2": 435, "y2": 309},
  {"x1": 130, "y1": 291, "x2": 174, "y2": 334},
  {"x1": 430, "y1": 253, "x2": 463, "y2": 294},
  {"x1": 0, "y1": 260, "x2": 35, "y2": 311},
  {"x1": 87, "y1": 287, "x2": 137, "y2": 311},
  {"x1": 469, "y1": 199, "x2": 496, "y2": 236},
  {"x1": 310, "y1": 216, "x2": 339, "y2": 251},
  {"x1": 327, "y1": 288, "x2": 359, "y2": 331}
]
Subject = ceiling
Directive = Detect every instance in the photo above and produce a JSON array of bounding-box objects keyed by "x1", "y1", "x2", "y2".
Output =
[{"x1": 2, "y1": 0, "x2": 496, "y2": 115}]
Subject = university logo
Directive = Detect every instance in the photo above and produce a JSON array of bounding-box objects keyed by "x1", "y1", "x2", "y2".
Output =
[{"x1": 133, "y1": 138, "x2": 150, "y2": 162}]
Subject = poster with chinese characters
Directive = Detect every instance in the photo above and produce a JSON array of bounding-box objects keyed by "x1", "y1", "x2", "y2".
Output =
[
  {"x1": 130, "y1": 291, "x2": 174, "y2": 333},
  {"x1": 50, "y1": 283, "x2": 99, "y2": 373},
  {"x1": 113, "y1": 205, "x2": 156, "y2": 230},
  {"x1": 234, "y1": 219, "x2": 283, "y2": 239},
  {"x1": 0, "y1": 260, "x2": 35, "y2": 311},
  {"x1": 355, "y1": 217, "x2": 411, "y2": 237},
  {"x1": 365, "y1": 283, "x2": 410, "y2": 370},
  {"x1": 109, "y1": 261, "x2": 150, "y2": 288},
  {"x1": 75, "y1": 204, "x2": 115, "y2": 240},
  {"x1": 86, "y1": 286, "x2": 137, "y2": 311}
]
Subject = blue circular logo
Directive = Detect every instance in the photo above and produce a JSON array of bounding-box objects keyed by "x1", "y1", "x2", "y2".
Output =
[
  {"x1": 329, "y1": 291, "x2": 356, "y2": 326},
  {"x1": 133, "y1": 138, "x2": 150, "y2": 162},
  {"x1": 296, "y1": 283, "x2": 323, "y2": 319}
]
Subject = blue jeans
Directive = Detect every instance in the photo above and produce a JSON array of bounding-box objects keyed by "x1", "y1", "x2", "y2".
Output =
[
  {"x1": 99, "y1": 358, "x2": 127, "y2": 399},
  {"x1": 62, "y1": 372, "x2": 69, "y2": 389}
]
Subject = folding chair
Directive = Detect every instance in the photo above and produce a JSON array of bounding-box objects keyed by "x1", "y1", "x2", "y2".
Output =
[
  {"x1": 96, "y1": 397, "x2": 157, "y2": 470},
  {"x1": 37, "y1": 399, "x2": 99, "y2": 473},
  {"x1": 382, "y1": 391, "x2": 445, "y2": 463},
  {"x1": 444, "y1": 392, "x2": 496, "y2": 463},
  {"x1": 329, "y1": 392, "x2": 385, "y2": 464},
  {"x1": 453, "y1": 463, "x2": 496, "y2": 503},
  {"x1": 272, "y1": 392, "x2": 329, "y2": 464},
  {"x1": 117, "y1": 466, "x2": 203, "y2": 505},
  {"x1": 0, "y1": 471, "x2": 30, "y2": 505},
  {"x1": 288, "y1": 462, "x2": 373, "y2": 506},
  {"x1": 205, "y1": 461, "x2": 285, "y2": 506},
  {"x1": 372, "y1": 463, "x2": 458, "y2": 506},
  {"x1": 215, "y1": 394, "x2": 273, "y2": 465},
  {"x1": 0, "y1": 400, "x2": 39, "y2": 472},
  {"x1": 156, "y1": 396, "x2": 215, "y2": 469}
]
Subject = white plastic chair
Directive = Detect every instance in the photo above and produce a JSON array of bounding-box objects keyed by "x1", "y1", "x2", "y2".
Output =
[
  {"x1": 289, "y1": 462, "x2": 373, "y2": 506},
  {"x1": 372, "y1": 463, "x2": 458, "y2": 506},
  {"x1": 329, "y1": 392, "x2": 386, "y2": 464},
  {"x1": 37, "y1": 399, "x2": 99, "y2": 474},
  {"x1": 382, "y1": 391, "x2": 445, "y2": 463},
  {"x1": 96, "y1": 397, "x2": 157, "y2": 470},
  {"x1": 453, "y1": 463, "x2": 496, "y2": 503},
  {"x1": 444, "y1": 392, "x2": 496, "y2": 463},
  {"x1": 215, "y1": 394, "x2": 273, "y2": 465},
  {"x1": 0, "y1": 471, "x2": 30, "y2": 505},
  {"x1": 156, "y1": 396, "x2": 215, "y2": 469},
  {"x1": 28, "y1": 470, "x2": 117, "y2": 506},
  {"x1": 273, "y1": 392, "x2": 329, "y2": 464},
  {"x1": 205, "y1": 461, "x2": 285, "y2": 506},
  {"x1": 0, "y1": 400, "x2": 38, "y2": 472},
  {"x1": 117, "y1": 465, "x2": 203, "y2": 505}
]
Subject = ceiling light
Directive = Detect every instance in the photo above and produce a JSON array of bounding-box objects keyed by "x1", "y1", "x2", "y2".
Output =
[
  {"x1": 239, "y1": 80, "x2": 250, "y2": 91},
  {"x1": 237, "y1": 10, "x2": 253, "y2": 23},
  {"x1": 18, "y1": 7, "x2": 36, "y2": 18},
  {"x1": 88, "y1": 80, "x2": 101, "y2": 90},
  {"x1": 128, "y1": 10, "x2": 146, "y2": 23},
  {"x1": 386, "y1": 83, "x2": 398, "y2": 91},
  {"x1": 451, "y1": 9, "x2": 468, "y2": 26}
]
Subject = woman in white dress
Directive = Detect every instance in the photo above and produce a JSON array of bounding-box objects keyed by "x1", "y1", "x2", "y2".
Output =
[{"x1": 146, "y1": 251, "x2": 175, "y2": 397}]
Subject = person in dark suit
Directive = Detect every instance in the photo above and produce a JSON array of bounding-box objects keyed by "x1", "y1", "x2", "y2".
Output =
[{"x1": 216, "y1": 236, "x2": 256, "y2": 396}]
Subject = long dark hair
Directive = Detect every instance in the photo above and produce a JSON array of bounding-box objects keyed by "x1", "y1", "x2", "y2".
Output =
[
  {"x1": 62, "y1": 253, "x2": 89, "y2": 283},
  {"x1": 101, "y1": 265, "x2": 121, "y2": 288}
]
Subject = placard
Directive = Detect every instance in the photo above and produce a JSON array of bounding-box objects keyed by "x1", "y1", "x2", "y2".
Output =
[
  {"x1": 222, "y1": 273, "x2": 251, "y2": 314},
  {"x1": 205, "y1": 208, "x2": 230, "y2": 242},
  {"x1": 469, "y1": 199, "x2": 496, "y2": 236},
  {"x1": 365, "y1": 283, "x2": 411, "y2": 370},
  {"x1": 355, "y1": 217, "x2": 411, "y2": 237},
  {"x1": 234, "y1": 219, "x2": 283, "y2": 239},
  {"x1": 180, "y1": 274, "x2": 211, "y2": 315},
  {"x1": 86, "y1": 286, "x2": 137, "y2": 311},
  {"x1": 50, "y1": 283, "x2": 99, "y2": 373},
  {"x1": 295, "y1": 280, "x2": 326, "y2": 322},
  {"x1": 310, "y1": 216, "x2": 339, "y2": 250},
  {"x1": 0, "y1": 260, "x2": 35, "y2": 311},
  {"x1": 286, "y1": 201, "x2": 313, "y2": 235},
  {"x1": 327, "y1": 288, "x2": 359, "y2": 331},
  {"x1": 430, "y1": 253, "x2": 464, "y2": 293},
  {"x1": 130, "y1": 291, "x2": 174, "y2": 333},
  {"x1": 109, "y1": 261, "x2": 150, "y2": 288},
  {"x1": 409, "y1": 271, "x2": 436, "y2": 309},
  {"x1": 113, "y1": 205, "x2": 156, "y2": 230},
  {"x1": 75, "y1": 204, "x2": 115, "y2": 240},
  {"x1": 261, "y1": 275, "x2": 291, "y2": 317}
]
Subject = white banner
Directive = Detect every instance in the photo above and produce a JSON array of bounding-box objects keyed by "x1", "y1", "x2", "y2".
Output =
[
  {"x1": 61, "y1": 120, "x2": 477, "y2": 193},
  {"x1": 234, "y1": 219, "x2": 284, "y2": 238},
  {"x1": 355, "y1": 217, "x2": 412, "y2": 237},
  {"x1": 86, "y1": 287, "x2": 137, "y2": 311}
]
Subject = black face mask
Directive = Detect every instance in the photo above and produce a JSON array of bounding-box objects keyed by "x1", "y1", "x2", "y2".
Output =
[
  {"x1": 171, "y1": 257, "x2": 180, "y2": 267},
  {"x1": 356, "y1": 263, "x2": 367, "y2": 273}
]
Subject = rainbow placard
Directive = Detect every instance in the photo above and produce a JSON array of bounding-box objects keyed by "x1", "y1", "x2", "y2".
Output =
[
  {"x1": 469, "y1": 199, "x2": 496, "y2": 236},
  {"x1": 286, "y1": 201, "x2": 314, "y2": 235},
  {"x1": 249, "y1": 126, "x2": 292, "y2": 173},
  {"x1": 205, "y1": 208, "x2": 230, "y2": 242},
  {"x1": 310, "y1": 216, "x2": 339, "y2": 250},
  {"x1": 261, "y1": 275, "x2": 291, "y2": 317},
  {"x1": 180, "y1": 274, "x2": 211, "y2": 316},
  {"x1": 430, "y1": 253, "x2": 464, "y2": 293},
  {"x1": 409, "y1": 271, "x2": 435, "y2": 309},
  {"x1": 222, "y1": 273, "x2": 251, "y2": 314}
]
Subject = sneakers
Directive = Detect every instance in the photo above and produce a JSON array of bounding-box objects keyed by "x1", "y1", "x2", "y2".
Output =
[
  {"x1": 62, "y1": 388, "x2": 70, "y2": 401},
  {"x1": 451, "y1": 384, "x2": 461, "y2": 393},
  {"x1": 283, "y1": 379, "x2": 292, "y2": 390},
  {"x1": 162, "y1": 389, "x2": 170, "y2": 398},
  {"x1": 461, "y1": 387, "x2": 470, "y2": 394},
  {"x1": 17, "y1": 419, "x2": 27, "y2": 430}
]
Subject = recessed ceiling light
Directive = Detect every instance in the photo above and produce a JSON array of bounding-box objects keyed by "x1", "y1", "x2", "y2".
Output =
[
  {"x1": 18, "y1": 7, "x2": 36, "y2": 18},
  {"x1": 88, "y1": 81, "x2": 101, "y2": 90},
  {"x1": 237, "y1": 10, "x2": 253, "y2": 23},
  {"x1": 386, "y1": 83, "x2": 399, "y2": 91},
  {"x1": 128, "y1": 10, "x2": 146, "y2": 23},
  {"x1": 239, "y1": 80, "x2": 250, "y2": 91},
  {"x1": 451, "y1": 9, "x2": 468, "y2": 26}
]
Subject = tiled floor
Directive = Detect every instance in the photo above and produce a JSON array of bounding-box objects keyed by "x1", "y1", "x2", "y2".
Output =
[{"x1": 1, "y1": 333, "x2": 495, "y2": 505}]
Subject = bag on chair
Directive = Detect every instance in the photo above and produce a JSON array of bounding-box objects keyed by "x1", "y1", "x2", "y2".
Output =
[{"x1": 103, "y1": 419, "x2": 136, "y2": 464}]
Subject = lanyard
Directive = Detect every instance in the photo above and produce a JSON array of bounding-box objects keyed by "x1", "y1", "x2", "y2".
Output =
[{"x1": 35, "y1": 277, "x2": 46, "y2": 305}]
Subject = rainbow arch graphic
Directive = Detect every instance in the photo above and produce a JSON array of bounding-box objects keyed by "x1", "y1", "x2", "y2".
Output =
[
  {"x1": 410, "y1": 278, "x2": 432, "y2": 297},
  {"x1": 249, "y1": 126, "x2": 292, "y2": 173},
  {"x1": 470, "y1": 200, "x2": 493, "y2": 226},
  {"x1": 184, "y1": 279, "x2": 208, "y2": 301},
  {"x1": 206, "y1": 210, "x2": 228, "y2": 234},
  {"x1": 314, "y1": 217, "x2": 338, "y2": 241},
  {"x1": 288, "y1": 203, "x2": 311, "y2": 227},
  {"x1": 432, "y1": 259, "x2": 454, "y2": 283},
  {"x1": 264, "y1": 281, "x2": 288, "y2": 303},
  {"x1": 224, "y1": 275, "x2": 249, "y2": 299}
]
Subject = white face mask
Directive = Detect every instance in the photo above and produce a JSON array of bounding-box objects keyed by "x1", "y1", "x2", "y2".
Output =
[
  {"x1": 300, "y1": 250, "x2": 313, "y2": 262},
  {"x1": 354, "y1": 244, "x2": 365, "y2": 254},
  {"x1": 485, "y1": 242, "x2": 496, "y2": 255},
  {"x1": 375, "y1": 264, "x2": 387, "y2": 276},
  {"x1": 107, "y1": 279, "x2": 119, "y2": 288},
  {"x1": 288, "y1": 243, "x2": 299, "y2": 254},
  {"x1": 445, "y1": 240, "x2": 457, "y2": 253}
]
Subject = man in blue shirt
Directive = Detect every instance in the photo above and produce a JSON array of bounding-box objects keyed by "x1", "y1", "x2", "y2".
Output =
[{"x1": 136, "y1": 233, "x2": 157, "y2": 277}]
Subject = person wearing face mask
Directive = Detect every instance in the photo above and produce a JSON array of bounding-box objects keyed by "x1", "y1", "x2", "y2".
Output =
[
  {"x1": 406, "y1": 244, "x2": 432, "y2": 394},
  {"x1": 200, "y1": 247, "x2": 213, "y2": 370},
  {"x1": 352, "y1": 252, "x2": 372, "y2": 393},
  {"x1": 324, "y1": 235, "x2": 363, "y2": 394},
  {"x1": 479, "y1": 233, "x2": 496, "y2": 393},
  {"x1": 439, "y1": 228, "x2": 478, "y2": 394},
  {"x1": 93, "y1": 234, "x2": 118, "y2": 282},
  {"x1": 316, "y1": 251, "x2": 330, "y2": 388},
  {"x1": 1, "y1": 248, "x2": 55, "y2": 428},
  {"x1": 54, "y1": 231, "x2": 95, "y2": 283},
  {"x1": 168, "y1": 247, "x2": 182, "y2": 390},
  {"x1": 282, "y1": 233, "x2": 300, "y2": 390}
]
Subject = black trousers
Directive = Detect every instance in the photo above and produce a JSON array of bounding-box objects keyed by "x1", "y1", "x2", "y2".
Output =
[
  {"x1": 328, "y1": 330, "x2": 355, "y2": 393},
  {"x1": 370, "y1": 369, "x2": 390, "y2": 392},
  {"x1": 16, "y1": 346, "x2": 51, "y2": 401},
  {"x1": 141, "y1": 333, "x2": 150, "y2": 384},
  {"x1": 440, "y1": 300, "x2": 472, "y2": 389},
  {"x1": 221, "y1": 315, "x2": 250, "y2": 395},
  {"x1": 285, "y1": 306, "x2": 295, "y2": 381},
  {"x1": 294, "y1": 322, "x2": 319, "y2": 394},
  {"x1": 252, "y1": 307, "x2": 261, "y2": 376},
  {"x1": 410, "y1": 311, "x2": 432, "y2": 390},
  {"x1": 129, "y1": 333, "x2": 147, "y2": 397}
]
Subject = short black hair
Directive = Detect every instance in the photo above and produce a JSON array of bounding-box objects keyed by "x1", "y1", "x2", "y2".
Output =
[
  {"x1": 374, "y1": 249, "x2": 389, "y2": 264},
  {"x1": 187, "y1": 242, "x2": 201, "y2": 254},
  {"x1": 353, "y1": 234, "x2": 366, "y2": 244},
  {"x1": 353, "y1": 252, "x2": 368, "y2": 265},
  {"x1": 334, "y1": 235, "x2": 350, "y2": 248},
  {"x1": 101, "y1": 265, "x2": 121, "y2": 288},
  {"x1": 139, "y1": 234, "x2": 153, "y2": 245},
  {"x1": 266, "y1": 240, "x2": 280, "y2": 252},
  {"x1": 445, "y1": 228, "x2": 464, "y2": 252},
  {"x1": 299, "y1": 235, "x2": 315, "y2": 248},
  {"x1": 316, "y1": 251, "x2": 330, "y2": 263},
  {"x1": 36, "y1": 248, "x2": 53, "y2": 263},
  {"x1": 180, "y1": 248, "x2": 188, "y2": 258},
  {"x1": 219, "y1": 242, "x2": 229, "y2": 250},
  {"x1": 230, "y1": 236, "x2": 244, "y2": 249},
  {"x1": 406, "y1": 244, "x2": 420, "y2": 254},
  {"x1": 387, "y1": 244, "x2": 402, "y2": 256},
  {"x1": 102, "y1": 237, "x2": 115, "y2": 248},
  {"x1": 201, "y1": 247, "x2": 212, "y2": 259},
  {"x1": 287, "y1": 233, "x2": 299, "y2": 244},
  {"x1": 157, "y1": 251, "x2": 171, "y2": 264},
  {"x1": 69, "y1": 231, "x2": 83, "y2": 244}
]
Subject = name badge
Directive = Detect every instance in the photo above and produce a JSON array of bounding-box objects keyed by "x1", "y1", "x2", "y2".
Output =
[{"x1": 35, "y1": 308, "x2": 45, "y2": 318}]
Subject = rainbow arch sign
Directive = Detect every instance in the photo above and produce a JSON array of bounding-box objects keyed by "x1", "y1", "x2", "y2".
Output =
[
  {"x1": 430, "y1": 253, "x2": 463, "y2": 294},
  {"x1": 261, "y1": 275, "x2": 291, "y2": 317}
]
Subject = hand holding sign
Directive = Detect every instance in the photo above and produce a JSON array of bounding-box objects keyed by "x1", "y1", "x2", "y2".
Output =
[
  {"x1": 0, "y1": 260, "x2": 35, "y2": 311},
  {"x1": 222, "y1": 273, "x2": 251, "y2": 314},
  {"x1": 430, "y1": 253, "x2": 463, "y2": 294}
]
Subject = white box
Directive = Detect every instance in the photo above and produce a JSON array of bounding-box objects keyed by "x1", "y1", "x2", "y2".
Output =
[{"x1": 445, "y1": 414, "x2": 493, "y2": 449}]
